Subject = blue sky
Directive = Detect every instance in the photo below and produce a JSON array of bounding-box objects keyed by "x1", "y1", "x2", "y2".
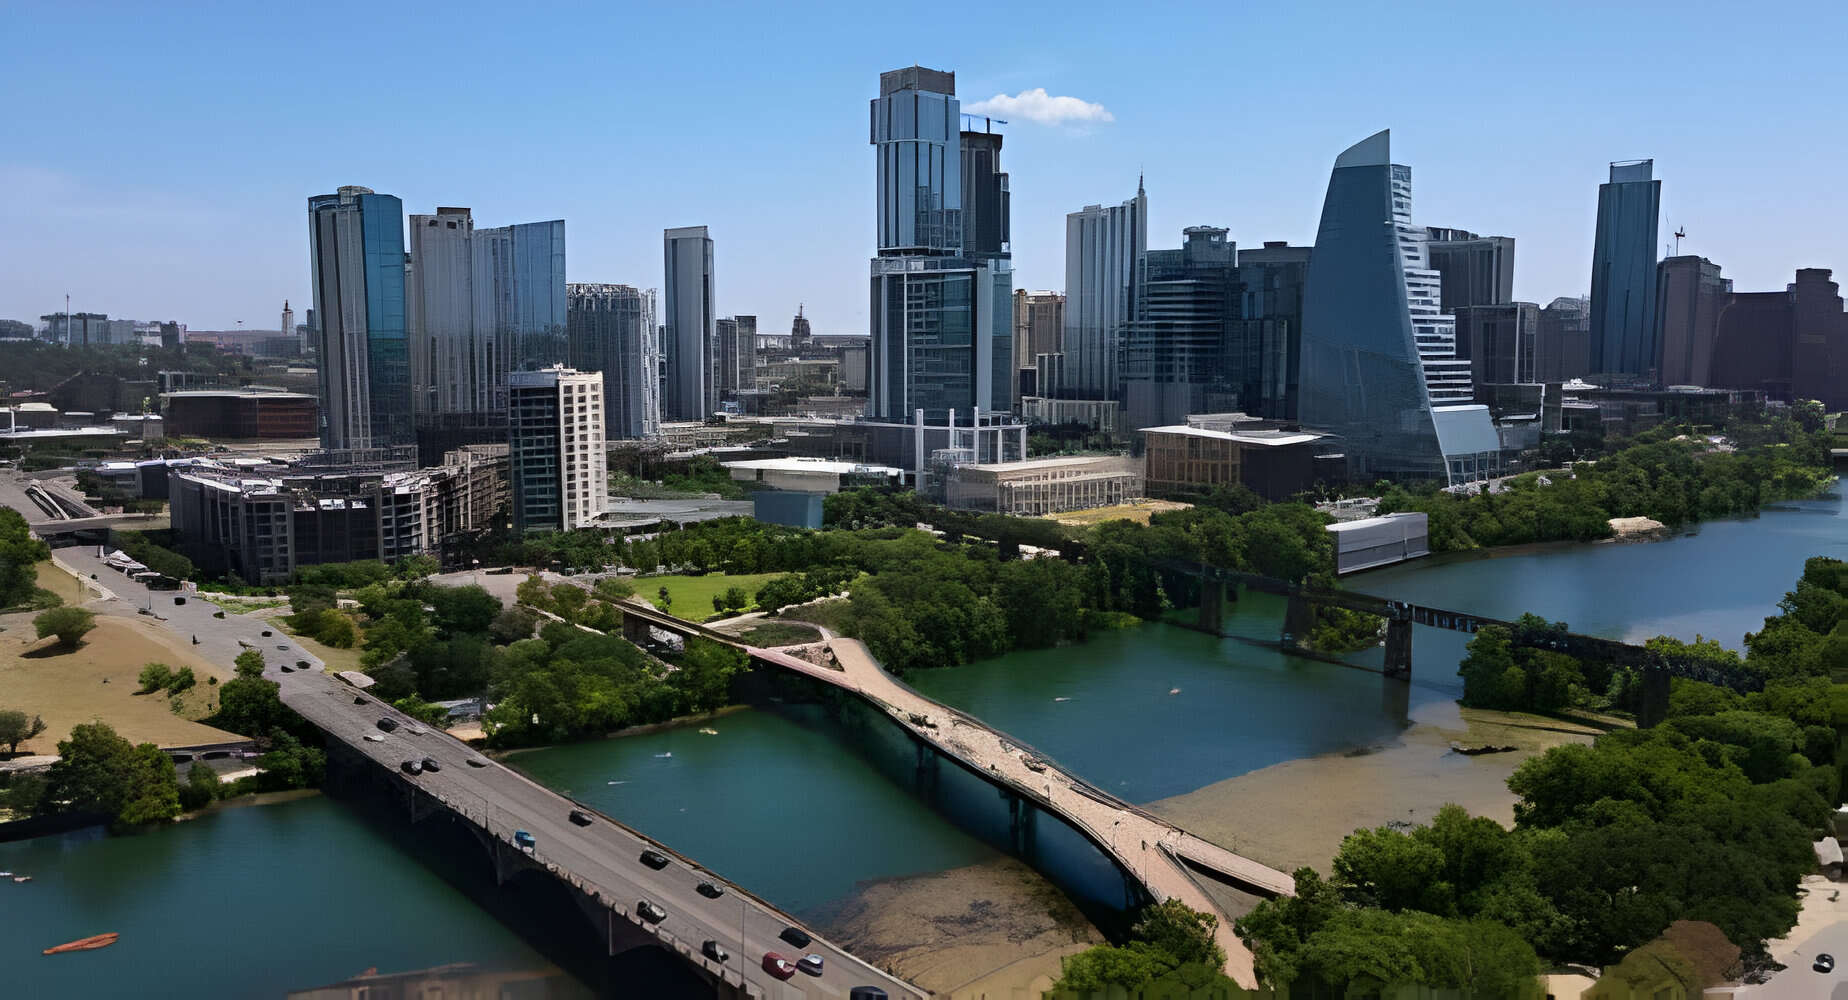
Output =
[{"x1": 3, "y1": 0, "x2": 1844, "y2": 334}]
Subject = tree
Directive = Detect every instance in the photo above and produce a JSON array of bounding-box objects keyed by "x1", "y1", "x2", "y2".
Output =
[
  {"x1": 394, "y1": 553, "x2": 439, "y2": 580},
  {"x1": 138, "y1": 662, "x2": 176, "y2": 693},
  {"x1": 490, "y1": 605, "x2": 540, "y2": 644},
  {"x1": 0, "y1": 507, "x2": 49, "y2": 607},
  {"x1": 178, "y1": 762, "x2": 221, "y2": 811},
  {"x1": 670, "y1": 638, "x2": 747, "y2": 713},
  {"x1": 34, "y1": 606, "x2": 96, "y2": 648},
  {"x1": 1131, "y1": 898, "x2": 1226, "y2": 967},
  {"x1": 234, "y1": 648, "x2": 265, "y2": 679},
  {"x1": 0, "y1": 708, "x2": 46, "y2": 753},
  {"x1": 211, "y1": 674, "x2": 286, "y2": 738},
  {"x1": 656, "y1": 586, "x2": 672, "y2": 611},
  {"x1": 429, "y1": 584, "x2": 501, "y2": 635},
  {"x1": 44, "y1": 722, "x2": 180, "y2": 829}
]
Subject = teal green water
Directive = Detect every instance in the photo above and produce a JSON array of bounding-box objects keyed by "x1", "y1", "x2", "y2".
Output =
[
  {"x1": 0, "y1": 795, "x2": 552, "y2": 999},
  {"x1": 13, "y1": 488, "x2": 1844, "y2": 997}
]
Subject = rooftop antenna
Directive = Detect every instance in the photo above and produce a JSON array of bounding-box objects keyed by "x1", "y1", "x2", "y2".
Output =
[{"x1": 1673, "y1": 227, "x2": 1686, "y2": 255}]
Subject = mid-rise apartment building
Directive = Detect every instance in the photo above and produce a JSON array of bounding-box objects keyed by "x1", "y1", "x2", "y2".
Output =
[{"x1": 509, "y1": 366, "x2": 606, "y2": 532}]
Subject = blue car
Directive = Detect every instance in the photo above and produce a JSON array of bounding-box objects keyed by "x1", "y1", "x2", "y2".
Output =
[{"x1": 514, "y1": 830, "x2": 536, "y2": 852}]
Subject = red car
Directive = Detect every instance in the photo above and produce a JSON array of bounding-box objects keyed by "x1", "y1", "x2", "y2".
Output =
[{"x1": 762, "y1": 952, "x2": 797, "y2": 980}]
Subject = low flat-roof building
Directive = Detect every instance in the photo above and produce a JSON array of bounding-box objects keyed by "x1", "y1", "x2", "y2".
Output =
[
  {"x1": 1142, "y1": 424, "x2": 1334, "y2": 501},
  {"x1": 944, "y1": 454, "x2": 1143, "y2": 516},
  {"x1": 163, "y1": 389, "x2": 318, "y2": 440},
  {"x1": 1328, "y1": 512, "x2": 1430, "y2": 574}
]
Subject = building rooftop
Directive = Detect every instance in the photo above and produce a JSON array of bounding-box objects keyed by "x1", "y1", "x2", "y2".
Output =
[
  {"x1": 721, "y1": 457, "x2": 902, "y2": 476},
  {"x1": 961, "y1": 454, "x2": 1136, "y2": 473},
  {"x1": 161, "y1": 389, "x2": 316, "y2": 400},
  {"x1": 1142, "y1": 425, "x2": 1329, "y2": 448}
]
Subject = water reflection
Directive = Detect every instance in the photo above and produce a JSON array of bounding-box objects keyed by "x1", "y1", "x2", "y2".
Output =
[{"x1": 287, "y1": 962, "x2": 592, "y2": 1000}]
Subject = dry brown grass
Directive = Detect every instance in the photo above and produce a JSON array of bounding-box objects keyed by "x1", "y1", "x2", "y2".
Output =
[
  {"x1": 0, "y1": 614, "x2": 242, "y2": 754},
  {"x1": 1042, "y1": 499, "x2": 1193, "y2": 527}
]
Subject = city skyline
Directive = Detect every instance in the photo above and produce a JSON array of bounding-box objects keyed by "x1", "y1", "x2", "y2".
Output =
[{"x1": 4, "y1": 2, "x2": 1846, "y2": 334}]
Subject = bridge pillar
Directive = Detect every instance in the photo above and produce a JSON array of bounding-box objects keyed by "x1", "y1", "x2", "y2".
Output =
[
  {"x1": 1282, "y1": 593, "x2": 1315, "y2": 651},
  {"x1": 621, "y1": 612, "x2": 650, "y2": 646},
  {"x1": 1381, "y1": 617, "x2": 1413, "y2": 680},
  {"x1": 1638, "y1": 667, "x2": 1671, "y2": 729},
  {"x1": 1005, "y1": 792, "x2": 1036, "y2": 857},
  {"x1": 1197, "y1": 579, "x2": 1225, "y2": 635},
  {"x1": 914, "y1": 741, "x2": 940, "y2": 804}
]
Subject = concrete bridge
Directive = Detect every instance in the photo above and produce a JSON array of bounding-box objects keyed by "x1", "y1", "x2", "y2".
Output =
[
  {"x1": 1160, "y1": 559, "x2": 1763, "y2": 726},
  {"x1": 616, "y1": 600, "x2": 1294, "y2": 990},
  {"x1": 275, "y1": 667, "x2": 922, "y2": 1000}
]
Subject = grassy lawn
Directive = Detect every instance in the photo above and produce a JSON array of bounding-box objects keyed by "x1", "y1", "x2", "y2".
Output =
[
  {"x1": 207, "y1": 596, "x2": 290, "y2": 615},
  {"x1": 776, "y1": 598, "x2": 852, "y2": 634},
  {"x1": 638, "y1": 573, "x2": 787, "y2": 618},
  {"x1": 732, "y1": 621, "x2": 822, "y2": 647},
  {"x1": 0, "y1": 616, "x2": 237, "y2": 752},
  {"x1": 272, "y1": 614, "x2": 361, "y2": 673},
  {"x1": 1044, "y1": 499, "x2": 1192, "y2": 527}
]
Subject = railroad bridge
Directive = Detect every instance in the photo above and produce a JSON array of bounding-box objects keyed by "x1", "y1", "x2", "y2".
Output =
[{"x1": 1159, "y1": 559, "x2": 1763, "y2": 727}]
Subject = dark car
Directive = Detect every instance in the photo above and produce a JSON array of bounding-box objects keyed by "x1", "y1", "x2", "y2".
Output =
[
  {"x1": 639, "y1": 850, "x2": 670, "y2": 870},
  {"x1": 636, "y1": 899, "x2": 667, "y2": 924},
  {"x1": 420, "y1": 757, "x2": 441, "y2": 773},
  {"x1": 761, "y1": 953, "x2": 796, "y2": 980},
  {"x1": 353, "y1": 696, "x2": 369, "y2": 706},
  {"x1": 465, "y1": 757, "x2": 488, "y2": 768},
  {"x1": 849, "y1": 989, "x2": 890, "y2": 1000},
  {"x1": 696, "y1": 880, "x2": 723, "y2": 899},
  {"x1": 279, "y1": 664, "x2": 292, "y2": 673},
  {"x1": 779, "y1": 926, "x2": 811, "y2": 949},
  {"x1": 797, "y1": 953, "x2": 823, "y2": 976},
  {"x1": 377, "y1": 718, "x2": 399, "y2": 733},
  {"x1": 701, "y1": 939, "x2": 729, "y2": 963},
  {"x1": 1819, "y1": 953, "x2": 1837, "y2": 973},
  {"x1": 569, "y1": 809, "x2": 593, "y2": 826},
  {"x1": 400, "y1": 759, "x2": 423, "y2": 776}
]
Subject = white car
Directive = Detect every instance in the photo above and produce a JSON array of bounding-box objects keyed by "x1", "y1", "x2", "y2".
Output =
[{"x1": 362, "y1": 733, "x2": 385, "y2": 743}]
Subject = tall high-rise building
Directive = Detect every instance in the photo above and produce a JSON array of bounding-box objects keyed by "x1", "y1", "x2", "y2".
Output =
[
  {"x1": 1012, "y1": 290, "x2": 1065, "y2": 375},
  {"x1": 1536, "y1": 296, "x2": 1593, "y2": 383},
  {"x1": 309, "y1": 185, "x2": 409, "y2": 450},
  {"x1": 789, "y1": 306, "x2": 811, "y2": 348},
  {"x1": 567, "y1": 283, "x2": 660, "y2": 440},
  {"x1": 1425, "y1": 229, "x2": 1515, "y2": 312},
  {"x1": 1589, "y1": 159, "x2": 1662, "y2": 378},
  {"x1": 867, "y1": 66, "x2": 1011, "y2": 422},
  {"x1": 711, "y1": 314, "x2": 756, "y2": 398},
  {"x1": 1453, "y1": 302, "x2": 1540, "y2": 386},
  {"x1": 1232, "y1": 242, "x2": 1312, "y2": 421},
  {"x1": 1297, "y1": 130, "x2": 1499, "y2": 485},
  {"x1": 1710, "y1": 268, "x2": 1848, "y2": 410},
  {"x1": 1063, "y1": 179, "x2": 1147, "y2": 399},
  {"x1": 478, "y1": 219, "x2": 568, "y2": 371},
  {"x1": 407, "y1": 206, "x2": 489, "y2": 417},
  {"x1": 1655, "y1": 255, "x2": 1730, "y2": 386},
  {"x1": 1122, "y1": 226, "x2": 1239, "y2": 429},
  {"x1": 663, "y1": 225, "x2": 714, "y2": 421},
  {"x1": 280, "y1": 301, "x2": 294, "y2": 354},
  {"x1": 508, "y1": 366, "x2": 606, "y2": 533}
]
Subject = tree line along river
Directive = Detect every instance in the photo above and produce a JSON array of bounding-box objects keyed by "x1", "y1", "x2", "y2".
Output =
[{"x1": 7, "y1": 490, "x2": 1844, "y2": 997}]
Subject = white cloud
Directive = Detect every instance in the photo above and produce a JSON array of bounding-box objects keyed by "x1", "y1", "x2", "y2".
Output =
[{"x1": 964, "y1": 88, "x2": 1114, "y2": 128}]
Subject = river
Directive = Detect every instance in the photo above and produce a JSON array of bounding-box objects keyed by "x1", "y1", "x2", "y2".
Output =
[{"x1": 13, "y1": 489, "x2": 1844, "y2": 997}]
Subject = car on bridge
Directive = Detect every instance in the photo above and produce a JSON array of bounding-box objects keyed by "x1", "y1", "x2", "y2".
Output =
[
  {"x1": 377, "y1": 718, "x2": 399, "y2": 733},
  {"x1": 636, "y1": 900, "x2": 667, "y2": 924},
  {"x1": 702, "y1": 940, "x2": 729, "y2": 964},
  {"x1": 420, "y1": 757, "x2": 440, "y2": 773},
  {"x1": 762, "y1": 953, "x2": 796, "y2": 980},
  {"x1": 779, "y1": 926, "x2": 811, "y2": 949},
  {"x1": 639, "y1": 849, "x2": 669, "y2": 870},
  {"x1": 798, "y1": 954, "x2": 823, "y2": 976},
  {"x1": 568, "y1": 809, "x2": 593, "y2": 827},
  {"x1": 514, "y1": 830, "x2": 535, "y2": 853},
  {"x1": 400, "y1": 759, "x2": 423, "y2": 776},
  {"x1": 696, "y1": 880, "x2": 723, "y2": 899}
]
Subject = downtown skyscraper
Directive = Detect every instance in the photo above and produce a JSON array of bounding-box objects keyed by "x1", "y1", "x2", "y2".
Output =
[
  {"x1": 567, "y1": 283, "x2": 660, "y2": 440},
  {"x1": 309, "y1": 185, "x2": 409, "y2": 451},
  {"x1": 1063, "y1": 179, "x2": 1147, "y2": 400},
  {"x1": 662, "y1": 225, "x2": 714, "y2": 422},
  {"x1": 1588, "y1": 159, "x2": 1662, "y2": 378},
  {"x1": 1297, "y1": 131, "x2": 1499, "y2": 485},
  {"x1": 866, "y1": 66, "x2": 1012, "y2": 423}
]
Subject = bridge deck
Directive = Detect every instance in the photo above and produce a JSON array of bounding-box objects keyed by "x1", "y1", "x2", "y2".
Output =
[
  {"x1": 276, "y1": 668, "x2": 921, "y2": 1000},
  {"x1": 621, "y1": 601, "x2": 1291, "y2": 989}
]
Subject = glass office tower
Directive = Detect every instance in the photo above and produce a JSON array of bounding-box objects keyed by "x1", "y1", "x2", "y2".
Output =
[
  {"x1": 478, "y1": 219, "x2": 568, "y2": 373},
  {"x1": 867, "y1": 66, "x2": 1010, "y2": 422},
  {"x1": 662, "y1": 225, "x2": 715, "y2": 421},
  {"x1": 309, "y1": 185, "x2": 409, "y2": 450},
  {"x1": 1298, "y1": 131, "x2": 1499, "y2": 484},
  {"x1": 1588, "y1": 159, "x2": 1662, "y2": 378},
  {"x1": 1063, "y1": 179, "x2": 1147, "y2": 399},
  {"x1": 567, "y1": 283, "x2": 660, "y2": 440}
]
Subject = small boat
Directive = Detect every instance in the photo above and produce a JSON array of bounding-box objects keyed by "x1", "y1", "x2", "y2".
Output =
[
  {"x1": 1168, "y1": 687, "x2": 1181, "y2": 695},
  {"x1": 13, "y1": 876, "x2": 31, "y2": 883},
  {"x1": 1052, "y1": 697, "x2": 1071, "y2": 703},
  {"x1": 0, "y1": 870, "x2": 11, "y2": 877},
  {"x1": 654, "y1": 752, "x2": 673, "y2": 759},
  {"x1": 698, "y1": 727, "x2": 718, "y2": 736},
  {"x1": 606, "y1": 780, "x2": 628, "y2": 786},
  {"x1": 44, "y1": 933, "x2": 118, "y2": 955}
]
